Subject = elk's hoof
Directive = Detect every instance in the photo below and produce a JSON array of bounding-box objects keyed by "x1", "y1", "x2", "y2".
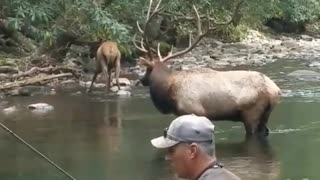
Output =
[
  {"x1": 253, "y1": 123, "x2": 270, "y2": 137},
  {"x1": 245, "y1": 126, "x2": 269, "y2": 138},
  {"x1": 265, "y1": 127, "x2": 270, "y2": 136},
  {"x1": 258, "y1": 126, "x2": 270, "y2": 137}
]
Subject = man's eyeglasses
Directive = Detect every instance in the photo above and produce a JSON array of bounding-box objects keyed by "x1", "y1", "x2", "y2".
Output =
[
  {"x1": 163, "y1": 127, "x2": 169, "y2": 138},
  {"x1": 163, "y1": 127, "x2": 213, "y2": 144}
]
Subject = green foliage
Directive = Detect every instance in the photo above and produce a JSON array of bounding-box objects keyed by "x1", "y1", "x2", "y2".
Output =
[
  {"x1": 241, "y1": 0, "x2": 320, "y2": 24},
  {"x1": 0, "y1": 58, "x2": 17, "y2": 67},
  {"x1": 1, "y1": 0, "x2": 320, "y2": 57},
  {"x1": 2, "y1": 0, "x2": 131, "y2": 51},
  {"x1": 279, "y1": 0, "x2": 320, "y2": 22}
]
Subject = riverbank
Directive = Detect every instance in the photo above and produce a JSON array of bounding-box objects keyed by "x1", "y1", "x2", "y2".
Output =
[
  {"x1": 1, "y1": 30, "x2": 320, "y2": 98},
  {"x1": 161, "y1": 30, "x2": 320, "y2": 70}
]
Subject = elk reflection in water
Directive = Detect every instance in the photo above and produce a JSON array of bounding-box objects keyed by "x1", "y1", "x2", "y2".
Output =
[{"x1": 100, "y1": 98, "x2": 123, "y2": 154}]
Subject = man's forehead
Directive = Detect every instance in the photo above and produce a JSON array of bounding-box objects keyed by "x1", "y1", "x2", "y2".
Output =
[{"x1": 167, "y1": 142, "x2": 187, "y2": 151}]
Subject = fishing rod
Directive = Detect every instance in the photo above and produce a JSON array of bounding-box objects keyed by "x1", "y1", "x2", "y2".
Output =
[{"x1": 0, "y1": 122, "x2": 78, "y2": 180}]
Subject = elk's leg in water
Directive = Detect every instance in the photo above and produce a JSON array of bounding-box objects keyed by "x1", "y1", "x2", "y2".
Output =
[
  {"x1": 257, "y1": 104, "x2": 273, "y2": 136},
  {"x1": 107, "y1": 66, "x2": 112, "y2": 91},
  {"x1": 242, "y1": 100, "x2": 272, "y2": 137},
  {"x1": 115, "y1": 56, "x2": 121, "y2": 91},
  {"x1": 87, "y1": 60, "x2": 102, "y2": 93},
  {"x1": 101, "y1": 60, "x2": 110, "y2": 91}
]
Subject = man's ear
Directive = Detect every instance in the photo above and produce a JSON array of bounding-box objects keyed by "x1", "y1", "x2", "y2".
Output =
[{"x1": 189, "y1": 143, "x2": 199, "y2": 159}]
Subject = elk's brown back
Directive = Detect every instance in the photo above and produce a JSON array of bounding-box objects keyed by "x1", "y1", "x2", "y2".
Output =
[{"x1": 96, "y1": 41, "x2": 120, "y2": 67}]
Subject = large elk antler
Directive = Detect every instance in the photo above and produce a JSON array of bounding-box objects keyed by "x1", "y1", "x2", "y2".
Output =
[
  {"x1": 133, "y1": 0, "x2": 244, "y2": 63},
  {"x1": 133, "y1": 0, "x2": 163, "y2": 61},
  {"x1": 158, "y1": 1, "x2": 244, "y2": 63},
  {"x1": 157, "y1": 5, "x2": 215, "y2": 63}
]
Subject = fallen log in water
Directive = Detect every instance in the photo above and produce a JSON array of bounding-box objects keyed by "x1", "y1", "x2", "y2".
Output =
[
  {"x1": 9, "y1": 66, "x2": 80, "y2": 80},
  {"x1": 0, "y1": 73, "x2": 73, "y2": 91}
]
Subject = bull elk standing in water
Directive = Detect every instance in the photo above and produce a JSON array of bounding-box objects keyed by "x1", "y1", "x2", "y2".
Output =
[
  {"x1": 133, "y1": 0, "x2": 282, "y2": 137},
  {"x1": 87, "y1": 40, "x2": 121, "y2": 93}
]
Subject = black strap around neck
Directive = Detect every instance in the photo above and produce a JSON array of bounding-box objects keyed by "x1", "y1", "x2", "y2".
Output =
[{"x1": 194, "y1": 161, "x2": 224, "y2": 180}]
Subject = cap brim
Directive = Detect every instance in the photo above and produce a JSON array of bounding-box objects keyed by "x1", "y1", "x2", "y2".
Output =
[{"x1": 151, "y1": 136, "x2": 180, "y2": 149}]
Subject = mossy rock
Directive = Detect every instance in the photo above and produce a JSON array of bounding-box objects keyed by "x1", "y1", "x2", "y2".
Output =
[
  {"x1": 0, "y1": 58, "x2": 17, "y2": 67},
  {"x1": 208, "y1": 24, "x2": 249, "y2": 43},
  {"x1": 306, "y1": 21, "x2": 320, "y2": 34}
]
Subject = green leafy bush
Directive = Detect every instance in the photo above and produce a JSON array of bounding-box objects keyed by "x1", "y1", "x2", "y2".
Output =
[{"x1": 1, "y1": 0, "x2": 320, "y2": 57}]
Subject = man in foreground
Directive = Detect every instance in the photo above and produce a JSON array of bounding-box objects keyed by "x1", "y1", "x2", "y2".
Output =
[{"x1": 151, "y1": 114, "x2": 241, "y2": 180}]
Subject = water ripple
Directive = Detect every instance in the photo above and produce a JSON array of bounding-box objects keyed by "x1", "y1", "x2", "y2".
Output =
[
  {"x1": 271, "y1": 122, "x2": 320, "y2": 134},
  {"x1": 270, "y1": 128, "x2": 302, "y2": 134}
]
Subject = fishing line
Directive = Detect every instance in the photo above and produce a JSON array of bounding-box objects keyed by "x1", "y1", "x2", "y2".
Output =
[{"x1": 0, "y1": 122, "x2": 78, "y2": 180}]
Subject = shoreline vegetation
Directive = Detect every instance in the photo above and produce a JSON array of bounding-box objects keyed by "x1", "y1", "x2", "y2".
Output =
[{"x1": 0, "y1": 0, "x2": 320, "y2": 97}]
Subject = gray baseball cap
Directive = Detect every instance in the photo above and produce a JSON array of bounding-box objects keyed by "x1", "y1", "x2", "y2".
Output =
[{"x1": 151, "y1": 114, "x2": 215, "y2": 149}]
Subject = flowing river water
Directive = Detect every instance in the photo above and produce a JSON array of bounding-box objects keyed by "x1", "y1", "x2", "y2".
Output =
[{"x1": 1, "y1": 58, "x2": 320, "y2": 180}]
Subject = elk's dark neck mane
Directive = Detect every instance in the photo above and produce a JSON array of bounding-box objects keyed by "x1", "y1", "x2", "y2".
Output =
[{"x1": 148, "y1": 62, "x2": 176, "y2": 114}]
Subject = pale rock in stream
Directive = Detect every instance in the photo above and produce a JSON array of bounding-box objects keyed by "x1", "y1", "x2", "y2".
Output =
[
  {"x1": 117, "y1": 90, "x2": 131, "y2": 96},
  {"x1": 79, "y1": 81, "x2": 106, "y2": 88},
  {"x1": 112, "y1": 78, "x2": 131, "y2": 86},
  {"x1": 79, "y1": 81, "x2": 91, "y2": 87},
  {"x1": 287, "y1": 70, "x2": 320, "y2": 82},
  {"x1": 287, "y1": 70, "x2": 320, "y2": 77},
  {"x1": 95, "y1": 83, "x2": 107, "y2": 88},
  {"x1": 308, "y1": 62, "x2": 320, "y2": 68},
  {"x1": 2, "y1": 106, "x2": 18, "y2": 114},
  {"x1": 110, "y1": 86, "x2": 131, "y2": 92},
  {"x1": 27, "y1": 103, "x2": 54, "y2": 113},
  {"x1": 300, "y1": 35, "x2": 313, "y2": 41}
]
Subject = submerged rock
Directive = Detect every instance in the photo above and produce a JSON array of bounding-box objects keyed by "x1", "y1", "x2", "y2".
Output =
[
  {"x1": 287, "y1": 70, "x2": 320, "y2": 77},
  {"x1": 27, "y1": 103, "x2": 54, "y2": 113},
  {"x1": 79, "y1": 81, "x2": 106, "y2": 88},
  {"x1": 95, "y1": 83, "x2": 107, "y2": 88},
  {"x1": 110, "y1": 86, "x2": 131, "y2": 92},
  {"x1": 117, "y1": 90, "x2": 131, "y2": 96},
  {"x1": 308, "y1": 61, "x2": 320, "y2": 68},
  {"x1": 79, "y1": 81, "x2": 91, "y2": 87},
  {"x1": 2, "y1": 106, "x2": 17, "y2": 114},
  {"x1": 0, "y1": 101, "x2": 8, "y2": 108},
  {"x1": 287, "y1": 70, "x2": 320, "y2": 81},
  {"x1": 112, "y1": 78, "x2": 131, "y2": 86},
  {"x1": 8, "y1": 86, "x2": 52, "y2": 97},
  {"x1": 49, "y1": 89, "x2": 56, "y2": 95},
  {"x1": 71, "y1": 91, "x2": 82, "y2": 96}
]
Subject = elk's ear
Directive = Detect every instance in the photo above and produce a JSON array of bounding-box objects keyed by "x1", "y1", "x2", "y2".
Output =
[{"x1": 138, "y1": 57, "x2": 154, "y2": 68}]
